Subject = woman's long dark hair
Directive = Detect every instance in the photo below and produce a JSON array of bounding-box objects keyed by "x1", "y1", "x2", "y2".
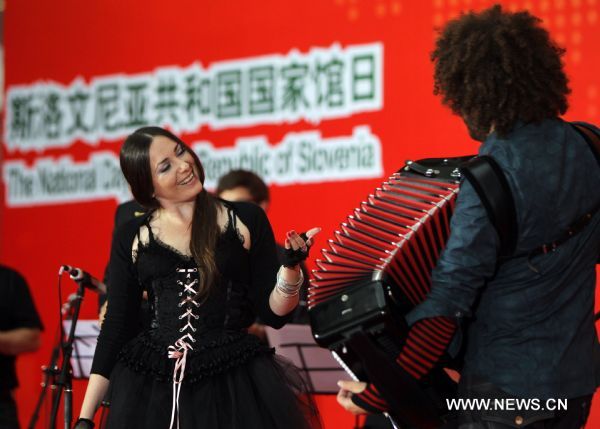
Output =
[
  {"x1": 432, "y1": 4, "x2": 570, "y2": 139},
  {"x1": 120, "y1": 126, "x2": 219, "y2": 299}
]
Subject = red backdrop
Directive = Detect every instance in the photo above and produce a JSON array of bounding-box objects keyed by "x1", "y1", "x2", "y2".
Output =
[{"x1": 2, "y1": 0, "x2": 599, "y2": 427}]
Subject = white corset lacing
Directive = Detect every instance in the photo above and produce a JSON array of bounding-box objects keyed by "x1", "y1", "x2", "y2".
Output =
[{"x1": 168, "y1": 268, "x2": 199, "y2": 429}]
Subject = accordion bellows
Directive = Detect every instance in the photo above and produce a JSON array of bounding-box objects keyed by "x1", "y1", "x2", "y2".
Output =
[{"x1": 310, "y1": 173, "x2": 458, "y2": 302}]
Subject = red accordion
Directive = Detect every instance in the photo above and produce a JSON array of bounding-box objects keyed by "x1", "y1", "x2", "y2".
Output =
[{"x1": 308, "y1": 157, "x2": 472, "y2": 428}]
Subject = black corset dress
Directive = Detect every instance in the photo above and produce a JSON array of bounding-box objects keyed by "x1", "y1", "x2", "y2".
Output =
[{"x1": 91, "y1": 201, "x2": 318, "y2": 429}]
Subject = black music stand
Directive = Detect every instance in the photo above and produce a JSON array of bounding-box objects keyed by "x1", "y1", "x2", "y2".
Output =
[
  {"x1": 61, "y1": 320, "x2": 100, "y2": 379},
  {"x1": 28, "y1": 330, "x2": 62, "y2": 429},
  {"x1": 266, "y1": 325, "x2": 403, "y2": 429},
  {"x1": 47, "y1": 282, "x2": 87, "y2": 429},
  {"x1": 29, "y1": 289, "x2": 94, "y2": 429},
  {"x1": 61, "y1": 320, "x2": 110, "y2": 428},
  {"x1": 265, "y1": 324, "x2": 348, "y2": 394}
]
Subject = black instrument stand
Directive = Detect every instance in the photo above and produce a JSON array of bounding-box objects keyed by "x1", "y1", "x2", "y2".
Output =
[
  {"x1": 47, "y1": 282, "x2": 86, "y2": 429},
  {"x1": 28, "y1": 337, "x2": 61, "y2": 429}
]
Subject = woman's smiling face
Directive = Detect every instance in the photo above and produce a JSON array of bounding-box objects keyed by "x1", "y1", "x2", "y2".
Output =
[{"x1": 148, "y1": 135, "x2": 203, "y2": 205}]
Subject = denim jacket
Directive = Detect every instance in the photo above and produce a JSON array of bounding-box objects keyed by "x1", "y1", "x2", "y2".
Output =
[{"x1": 406, "y1": 118, "x2": 600, "y2": 399}]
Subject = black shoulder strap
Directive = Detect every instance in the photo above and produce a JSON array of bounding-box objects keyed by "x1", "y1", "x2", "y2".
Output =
[
  {"x1": 571, "y1": 123, "x2": 600, "y2": 267},
  {"x1": 571, "y1": 123, "x2": 600, "y2": 166},
  {"x1": 141, "y1": 211, "x2": 155, "y2": 243},
  {"x1": 460, "y1": 156, "x2": 518, "y2": 257},
  {"x1": 229, "y1": 205, "x2": 237, "y2": 229}
]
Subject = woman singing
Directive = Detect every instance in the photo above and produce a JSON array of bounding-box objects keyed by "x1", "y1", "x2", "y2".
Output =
[{"x1": 74, "y1": 127, "x2": 320, "y2": 429}]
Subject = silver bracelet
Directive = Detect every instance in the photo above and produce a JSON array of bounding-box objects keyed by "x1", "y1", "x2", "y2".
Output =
[{"x1": 275, "y1": 266, "x2": 304, "y2": 298}]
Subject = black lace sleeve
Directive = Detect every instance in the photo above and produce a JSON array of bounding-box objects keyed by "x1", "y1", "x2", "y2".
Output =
[
  {"x1": 90, "y1": 217, "x2": 145, "y2": 378},
  {"x1": 233, "y1": 202, "x2": 293, "y2": 329}
]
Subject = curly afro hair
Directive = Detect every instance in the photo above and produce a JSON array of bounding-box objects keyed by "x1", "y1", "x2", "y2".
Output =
[{"x1": 432, "y1": 4, "x2": 570, "y2": 139}]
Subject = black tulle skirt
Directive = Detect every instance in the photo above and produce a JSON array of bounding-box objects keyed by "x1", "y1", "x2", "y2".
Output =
[{"x1": 104, "y1": 353, "x2": 320, "y2": 429}]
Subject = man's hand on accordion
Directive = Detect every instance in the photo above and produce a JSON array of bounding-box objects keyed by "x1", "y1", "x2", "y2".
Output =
[
  {"x1": 336, "y1": 380, "x2": 369, "y2": 415},
  {"x1": 337, "y1": 380, "x2": 390, "y2": 415}
]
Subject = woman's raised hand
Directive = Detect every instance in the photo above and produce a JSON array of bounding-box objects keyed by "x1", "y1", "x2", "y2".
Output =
[{"x1": 282, "y1": 227, "x2": 321, "y2": 267}]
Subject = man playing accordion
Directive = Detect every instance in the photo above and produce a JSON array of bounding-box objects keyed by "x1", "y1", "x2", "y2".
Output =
[{"x1": 337, "y1": 5, "x2": 600, "y2": 429}]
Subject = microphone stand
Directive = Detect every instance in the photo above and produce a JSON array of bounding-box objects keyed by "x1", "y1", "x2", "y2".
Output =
[
  {"x1": 48, "y1": 282, "x2": 86, "y2": 429},
  {"x1": 28, "y1": 332, "x2": 62, "y2": 429}
]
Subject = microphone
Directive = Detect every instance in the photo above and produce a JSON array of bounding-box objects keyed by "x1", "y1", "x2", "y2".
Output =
[{"x1": 60, "y1": 265, "x2": 107, "y2": 294}]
